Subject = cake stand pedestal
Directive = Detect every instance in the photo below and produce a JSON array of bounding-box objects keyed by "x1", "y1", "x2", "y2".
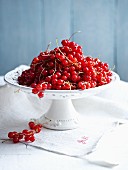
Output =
[
  {"x1": 35, "y1": 99, "x2": 78, "y2": 130},
  {"x1": 4, "y1": 65, "x2": 120, "y2": 130}
]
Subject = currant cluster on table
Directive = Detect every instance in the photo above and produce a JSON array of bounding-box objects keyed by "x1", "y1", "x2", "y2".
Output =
[
  {"x1": 8, "y1": 122, "x2": 42, "y2": 143},
  {"x1": 18, "y1": 38, "x2": 112, "y2": 98}
]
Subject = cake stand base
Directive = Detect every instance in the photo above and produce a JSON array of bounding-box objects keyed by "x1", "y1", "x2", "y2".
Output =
[
  {"x1": 4, "y1": 65, "x2": 120, "y2": 130},
  {"x1": 33, "y1": 99, "x2": 79, "y2": 130}
]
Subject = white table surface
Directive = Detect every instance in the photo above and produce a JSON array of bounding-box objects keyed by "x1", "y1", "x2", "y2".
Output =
[{"x1": 0, "y1": 76, "x2": 128, "y2": 170}]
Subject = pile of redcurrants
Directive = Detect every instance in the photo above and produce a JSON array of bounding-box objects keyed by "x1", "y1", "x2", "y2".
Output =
[{"x1": 18, "y1": 37, "x2": 112, "y2": 98}]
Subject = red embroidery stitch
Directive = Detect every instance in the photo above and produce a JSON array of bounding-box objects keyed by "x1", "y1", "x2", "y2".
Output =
[
  {"x1": 82, "y1": 136, "x2": 88, "y2": 140},
  {"x1": 77, "y1": 136, "x2": 88, "y2": 144}
]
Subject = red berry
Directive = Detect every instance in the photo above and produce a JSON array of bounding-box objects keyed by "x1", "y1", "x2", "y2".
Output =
[
  {"x1": 45, "y1": 76, "x2": 51, "y2": 82},
  {"x1": 37, "y1": 124, "x2": 43, "y2": 128},
  {"x1": 62, "y1": 59, "x2": 68, "y2": 66},
  {"x1": 31, "y1": 83, "x2": 37, "y2": 88},
  {"x1": 22, "y1": 129, "x2": 29, "y2": 134},
  {"x1": 71, "y1": 74, "x2": 78, "y2": 82},
  {"x1": 55, "y1": 72, "x2": 61, "y2": 78},
  {"x1": 41, "y1": 83, "x2": 47, "y2": 90},
  {"x1": 47, "y1": 83, "x2": 52, "y2": 89},
  {"x1": 61, "y1": 39, "x2": 69, "y2": 46},
  {"x1": 49, "y1": 69, "x2": 54, "y2": 74},
  {"x1": 28, "y1": 121, "x2": 35, "y2": 129},
  {"x1": 69, "y1": 41, "x2": 76, "y2": 49},
  {"x1": 33, "y1": 125, "x2": 42, "y2": 133},
  {"x1": 28, "y1": 130, "x2": 35, "y2": 135},
  {"x1": 36, "y1": 84, "x2": 42, "y2": 91},
  {"x1": 38, "y1": 92, "x2": 44, "y2": 98},
  {"x1": 61, "y1": 75, "x2": 67, "y2": 81},
  {"x1": 29, "y1": 135, "x2": 35, "y2": 142},
  {"x1": 13, "y1": 134, "x2": 19, "y2": 143},
  {"x1": 57, "y1": 79, "x2": 64, "y2": 85},
  {"x1": 25, "y1": 135, "x2": 30, "y2": 142},
  {"x1": 56, "y1": 85, "x2": 62, "y2": 90},
  {"x1": 8, "y1": 131, "x2": 17, "y2": 139},
  {"x1": 63, "y1": 46, "x2": 70, "y2": 53},
  {"x1": 32, "y1": 88, "x2": 39, "y2": 94},
  {"x1": 18, "y1": 132, "x2": 24, "y2": 139}
]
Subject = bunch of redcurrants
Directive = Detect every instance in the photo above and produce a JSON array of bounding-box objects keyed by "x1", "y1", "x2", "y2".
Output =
[
  {"x1": 8, "y1": 122, "x2": 42, "y2": 143},
  {"x1": 18, "y1": 37, "x2": 112, "y2": 98}
]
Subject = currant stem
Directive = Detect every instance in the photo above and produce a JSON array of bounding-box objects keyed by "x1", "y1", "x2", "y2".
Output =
[
  {"x1": 56, "y1": 38, "x2": 68, "y2": 58},
  {"x1": 69, "y1": 31, "x2": 81, "y2": 41},
  {"x1": 39, "y1": 68, "x2": 45, "y2": 82},
  {"x1": 55, "y1": 38, "x2": 60, "y2": 49},
  {"x1": 32, "y1": 61, "x2": 44, "y2": 71},
  {"x1": 46, "y1": 42, "x2": 52, "y2": 52},
  {"x1": 0, "y1": 138, "x2": 10, "y2": 143},
  {"x1": 110, "y1": 65, "x2": 115, "y2": 71},
  {"x1": 14, "y1": 89, "x2": 20, "y2": 93},
  {"x1": 54, "y1": 59, "x2": 57, "y2": 73}
]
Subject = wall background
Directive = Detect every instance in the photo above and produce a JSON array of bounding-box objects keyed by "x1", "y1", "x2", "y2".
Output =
[{"x1": 0, "y1": 0, "x2": 128, "y2": 81}]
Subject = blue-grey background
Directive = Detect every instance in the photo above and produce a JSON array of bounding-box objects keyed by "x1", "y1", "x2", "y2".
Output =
[{"x1": 0, "y1": 0, "x2": 128, "y2": 81}]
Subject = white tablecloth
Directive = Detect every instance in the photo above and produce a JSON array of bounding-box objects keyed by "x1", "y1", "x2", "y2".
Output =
[{"x1": 0, "y1": 76, "x2": 128, "y2": 170}]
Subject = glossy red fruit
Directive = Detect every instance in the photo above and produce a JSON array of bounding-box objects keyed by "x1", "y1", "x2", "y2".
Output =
[
  {"x1": 38, "y1": 92, "x2": 44, "y2": 98},
  {"x1": 36, "y1": 84, "x2": 42, "y2": 91},
  {"x1": 37, "y1": 124, "x2": 43, "y2": 128},
  {"x1": 18, "y1": 133, "x2": 24, "y2": 140},
  {"x1": 32, "y1": 88, "x2": 39, "y2": 94},
  {"x1": 31, "y1": 83, "x2": 37, "y2": 88},
  {"x1": 28, "y1": 121, "x2": 35, "y2": 129},
  {"x1": 25, "y1": 135, "x2": 30, "y2": 142},
  {"x1": 29, "y1": 135, "x2": 35, "y2": 142},
  {"x1": 13, "y1": 134, "x2": 20, "y2": 143},
  {"x1": 33, "y1": 125, "x2": 42, "y2": 133},
  {"x1": 61, "y1": 39, "x2": 69, "y2": 46},
  {"x1": 8, "y1": 131, "x2": 17, "y2": 139},
  {"x1": 22, "y1": 129, "x2": 29, "y2": 134}
]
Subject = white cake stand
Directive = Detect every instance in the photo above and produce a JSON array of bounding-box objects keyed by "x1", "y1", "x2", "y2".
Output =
[{"x1": 4, "y1": 65, "x2": 120, "y2": 130}]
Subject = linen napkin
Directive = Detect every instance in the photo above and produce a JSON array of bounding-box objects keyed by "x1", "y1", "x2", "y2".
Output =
[{"x1": 23, "y1": 120, "x2": 115, "y2": 157}]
